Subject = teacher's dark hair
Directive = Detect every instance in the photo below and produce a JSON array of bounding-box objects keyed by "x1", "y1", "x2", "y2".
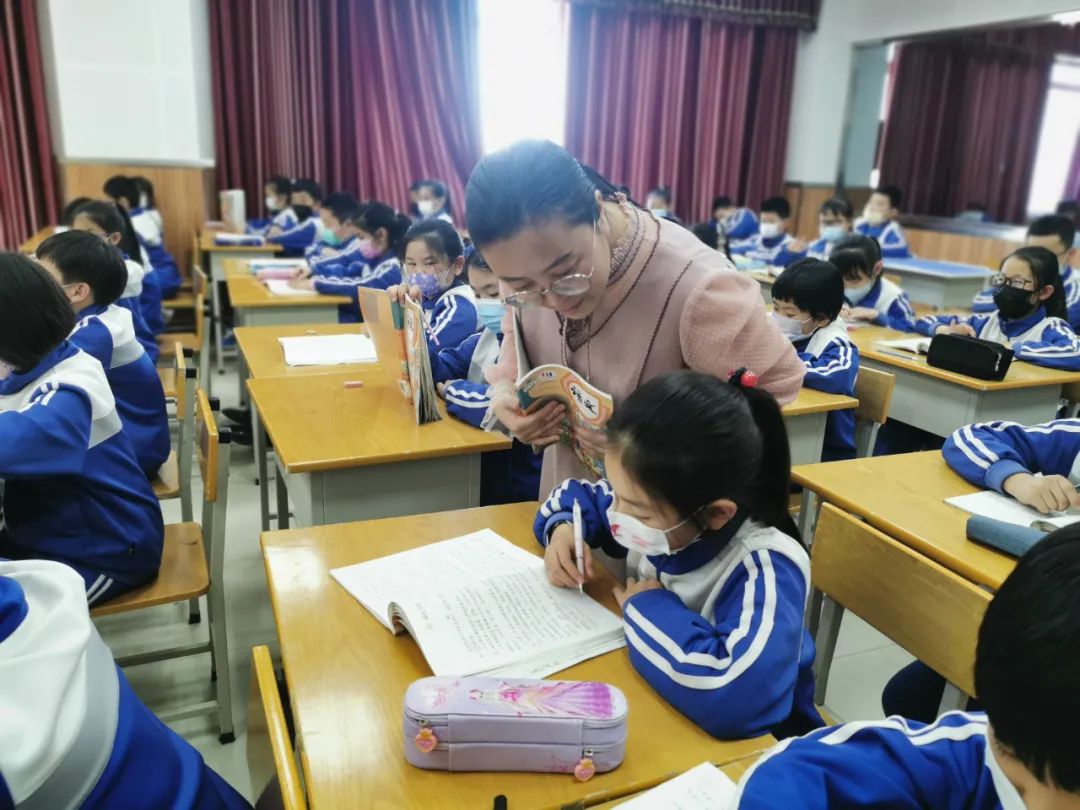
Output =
[
  {"x1": 465, "y1": 140, "x2": 603, "y2": 249},
  {"x1": 0, "y1": 252, "x2": 78, "y2": 371}
]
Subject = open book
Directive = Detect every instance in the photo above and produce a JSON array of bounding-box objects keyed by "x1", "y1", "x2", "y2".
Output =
[
  {"x1": 330, "y1": 530, "x2": 626, "y2": 678},
  {"x1": 250, "y1": 259, "x2": 307, "y2": 280},
  {"x1": 616, "y1": 762, "x2": 737, "y2": 809},
  {"x1": 213, "y1": 231, "x2": 265, "y2": 247},
  {"x1": 875, "y1": 337, "x2": 931, "y2": 354},
  {"x1": 264, "y1": 279, "x2": 316, "y2": 297},
  {"x1": 513, "y1": 312, "x2": 614, "y2": 477},
  {"x1": 357, "y1": 287, "x2": 441, "y2": 424},
  {"x1": 946, "y1": 489, "x2": 1080, "y2": 533},
  {"x1": 278, "y1": 334, "x2": 377, "y2": 367}
]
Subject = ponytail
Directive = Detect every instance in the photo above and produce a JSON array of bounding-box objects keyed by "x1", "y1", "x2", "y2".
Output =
[{"x1": 71, "y1": 201, "x2": 144, "y2": 268}]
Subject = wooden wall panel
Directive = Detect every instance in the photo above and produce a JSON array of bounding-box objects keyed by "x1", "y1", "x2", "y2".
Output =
[
  {"x1": 59, "y1": 162, "x2": 216, "y2": 279},
  {"x1": 783, "y1": 183, "x2": 839, "y2": 241},
  {"x1": 905, "y1": 229, "x2": 1021, "y2": 269}
]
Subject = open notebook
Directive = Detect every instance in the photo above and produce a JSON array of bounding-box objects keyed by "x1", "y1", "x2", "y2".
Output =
[
  {"x1": 946, "y1": 489, "x2": 1080, "y2": 532},
  {"x1": 875, "y1": 337, "x2": 931, "y2": 354},
  {"x1": 330, "y1": 530, "x2": 626, "y2": 678},
  {"x1": 616, "y1": 762, "x2": 737, "y2": 809},
  {"x1": 264, "y1": 279, "x2": 317, "y2": 297},
  {"x1": 278, "y1": 334, "x2": 377, "y2": 367}
]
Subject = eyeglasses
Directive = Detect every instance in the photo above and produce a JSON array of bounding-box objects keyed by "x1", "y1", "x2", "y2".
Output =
[
  {"x1": 501, "y1": 221, "x2": 598, "y2": 309},
  {"x1": 989, "y1": 273, "x2": 1034, "y2": 290}
]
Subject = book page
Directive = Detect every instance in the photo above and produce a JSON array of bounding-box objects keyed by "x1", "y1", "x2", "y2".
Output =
[
  {"x1": 875, "y1": 338, "x2": 930, "y2": 354},
  {"x1": 214, "y1": 231, "x2": 263, "y2": 245},
  {"x1": 357, "y1": 288, "x2": 413, "y2": 400},
  {"x1": 402, "y1": 295, "x2": 441, "y2": 424},
  {"x1": 278, "y1": 334, "x2": 377, "y2": 367},
  {"x1": 946, "y1": 489, "x2": 1080, "y2": 529},
  {"x1": 616, "y1": 762, "x2": 737, "y2": 809},
  {"x1": 265, "y1": 279, "x2": 317, "y2": 297}
]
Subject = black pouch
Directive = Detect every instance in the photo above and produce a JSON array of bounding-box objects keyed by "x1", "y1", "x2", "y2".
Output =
[{"x1": 926, "y1": 333, "x2": 1014, "y2": 381}]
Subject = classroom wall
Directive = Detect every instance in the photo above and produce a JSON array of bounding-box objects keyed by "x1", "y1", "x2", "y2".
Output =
[{"x1": 785, "y1": 0, "x2": 1080, "y2": 185}]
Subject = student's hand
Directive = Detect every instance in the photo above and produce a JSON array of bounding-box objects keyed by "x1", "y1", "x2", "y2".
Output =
[
  {"x1": 266, "y1": 226, "x2": 283, "y2": 237},
  {"x1": 544, "y1": 523, "x2": 595, "y2": 588},
  {"x1": 849, "y1": 307, "x2": 879, "y2": 322},
  {"x1": 942, "y1": 323, "x2": 977, "y2": 337},
  {"x1": 1004, "y1": 473, "x2": 1080, "y2": 514},
  {"x1": 202, "y1": 221, "x2": 225, "y2": 232},
  {"x1": 388, "y1": 283, "x2": 423, "y2": 307},
  {"x1": 491, "y1": 391, "x2": 565, "y2": 447},
  {"x1": 789, "y1": 238, "x2": 808, "y2": 253},
  {"x1": 436, "y1": 382, "x2": 447, "y2": 399},
  {"x1": 613, "y1": 577, "x2": 664, "y2": 609},
  {"x1": 292, "y1": 267, "x2": 312, "y2": 280},
  {"x1": 574, "y1": 424, "x2": 608, "y2": 458},
  {"x1": 840, "y1": 304, "x2": 853, "y2": 320},
  {"x1": 288, "y1": 277, "x2": 316, "y2": 291}
]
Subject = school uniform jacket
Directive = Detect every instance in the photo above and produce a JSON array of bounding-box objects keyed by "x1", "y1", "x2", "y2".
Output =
[
  {"x1": 0, "y1": 560, "x2": 250, "y2": 809},
  {"x1": 730, "y1": 233, "x2": 806, "y2": 268},
  {"x1": 70, "y1": 304, "x2": 170, "y2": 477},
  {"x1": 0, "y1": 342, "x2": 163, "y2": 600},
  {"x1": 247, "y1": 207, "x2": 297, "y2": 236},
  {"x1": 807, "y1": 237, "x2": 839, "y2": 260},
  {"x1": 847, "y1": 276, "x2": 918, "y2": 332},
  {"x1": 971, "y1": 265, "x2": 1080, "y2": 331},
  {"x1": 534, "y1": 481, "x2": 823, "y2": 740},
  {"x1": 130, "y1": 208, "x2": 182, "y2": 298},
  {"x1": 123, "y1": 255, "x2": 164, "y2": 338},
  {"x1": 732, "y1": 712, "x2": 1011, "y2": 809},
  {"x1": 916, "y1": 306, "x2": 1080, "y2": 370},
  {"x1": 265, "y1": 214, "x2": 322, "y2": 256},
  {"x1": 116, "y1": 258, "x2": 159, "y2": 363},
  {"x1": 792, "y1": 319, "x2": 859, "y2": 461},
  {"x1": 718, "y1": 208, "x2": 759, "y2": 244},
  {"x1": 313, "y1": 254, "x2": 403, "y2": 323},
  {"x1": 422, "y1": 282, "x2": 479, "y2": 348},
  {"x1": 854, "y1": 218, "x2": 912, "y2": 258},
  {"x1": 943, "y1": 418, "x2": 1080, "y2": 494}
]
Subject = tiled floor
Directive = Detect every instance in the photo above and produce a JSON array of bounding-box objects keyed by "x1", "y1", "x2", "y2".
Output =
[{"x1": 92, "y1": 362, "x2": 913, "y2": 802}]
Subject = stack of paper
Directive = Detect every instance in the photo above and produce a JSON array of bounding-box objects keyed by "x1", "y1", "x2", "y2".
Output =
[
  {"x1": 251, "y1": 259, "x2": 307, "y2": 280},
  {"x1": 616, "y1": 762, "x2": 737, "y2": 808},
  {"x1": 278, "y1": 334, "x2": 377, "y2": 367},
  {"x1": 213, "y1": 231, "x2": 264, "y2": 246},
  {"x1": 946, "y1": 489, "x2": 1080, "y2": 531},
  {"x1": 264, "y1": 279, "x2": 316, "y2": 297}
]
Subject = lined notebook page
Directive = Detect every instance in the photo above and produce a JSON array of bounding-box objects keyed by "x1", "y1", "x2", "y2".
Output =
[
  {"x1": 278, "y1": 334, "x2": 377, "y2": 366},
  {"x1": 616, "y1": 762, "x2": 737, "y2": 808},
  {"x1": 265, "y1": 279, "x2": 317, "y2": 297}
]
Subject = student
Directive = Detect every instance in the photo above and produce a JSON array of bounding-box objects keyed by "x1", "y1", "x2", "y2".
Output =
[
  {"x1": 645, "y1": 186, "x2": 682, "y2": 224},
  {"x1": 730, "y1": 197, "x2": 807, "y2": 268},
  {"x1": 103, "y1": 175, "x2": 182, "y2": 299},
  {"x1": 36, "y1": 231, "x2": 170, "y2": 478},
  {"x1": 247, "y1": 175, "x2": 295, "y2": 235},
  {"x1": 60, "y1": 196, "x2": 93, "y2": 227},
  {"x1": 830, "y1": 234, "x2": 918, "y2": 331},
  {"x1": 917, "y1": 246, "x2": 1080, "y2": 371},
  {"x1": 413, "y1": 178, "x2": 454, "y2": 224},
  {"x1": 732, "y1": 524, "x2": 1080, "y2": 810},
  {"x1": 772, "y1": 258, "x2": 859, "y2": 461},
  {"x1": 956, "y1": 201, "x2": 989, "y2": 222},
  {"x1": 972, "y1": 215, "x2": 1080, "y2": 330},
  {"x1": 535, "y1": 370, "x2": 822, "y2": 739},
  {"x1": 397, "y1": 218, "x2": 479, "y2": 347},
  {"x1": 1057, "y1": 199, "x2": 1080, "y2": 248},
  {"x1": 131, "y1": 175, "x2": 164, "y2": 232},
  {"x1": 807, "y1": 197, "x2": 853, "y2": 260},
  {"x1": 711, "y1": 195, "x2": 759, "y2": 245},
  {"x1": 305, "y1": 192, "x2": 361, "y2": 268},
  {"x1": 267, "y1": 178, "x2": 323, "y2": 255},
  {"x1": 854, "y1": 184, "x2": 912, "y2": 259},
  {"x1": 0, "y1": 253, "x2": 163, "y2": 605},
  {"x1": 69, "y1": 201, "x2": 160, "y2": 361},
  {"x1": 690, "y1": 222, "x2": 719, "y2": 250},
  {"x1": 0, "y1": 558, "x2": 251, "y2": 808}
]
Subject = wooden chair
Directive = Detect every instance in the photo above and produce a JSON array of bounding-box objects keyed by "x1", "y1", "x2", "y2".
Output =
[
  {"x1": 158, "y1": 265, "x2": 209, "y2": 386},
  {"x1": 809, "y1": 504, "x2": 991, "y2": 715},
  {"x1": 853, "y1": 366, "x2": 895, "y2": 458},
  {"x1": 93, "y1": 389, "x2": 236, "y2": 742},
  {"x1": 151, "y1": 344, "x2": 197, "y2": 522},
  {"x1": 249, "y1": 645, "x2": 307, "y2": 810}
]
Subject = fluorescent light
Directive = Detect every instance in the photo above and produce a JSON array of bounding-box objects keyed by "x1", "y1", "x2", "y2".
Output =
[{"x1": 1052, "y1": 10, "x2": 1080, "y2": 25}]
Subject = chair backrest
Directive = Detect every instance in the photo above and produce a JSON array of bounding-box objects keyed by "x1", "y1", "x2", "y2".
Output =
[
  {"x1": 191, "y1": 263, "x2": 209, "y2": 347},
  {"x1": 810, "y1": 503, "x2": 991, "y2": 697},
  {"x1": 195, "y1": 389, "x2": 221, "y2": 504},
  {"x1": 852, "y1": 366, "x2": 895, "y2": 458},
  {"x1": 249, "y1": 645, "x2": 307, "y2": 810},
  {"x1": 174, "y1": 344, "x2": 198, "y2": 523}
]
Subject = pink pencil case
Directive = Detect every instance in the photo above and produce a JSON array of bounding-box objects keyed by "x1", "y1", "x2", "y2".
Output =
[{"x1": 403, "y1": 676, "x2": 628, "y2": 781}]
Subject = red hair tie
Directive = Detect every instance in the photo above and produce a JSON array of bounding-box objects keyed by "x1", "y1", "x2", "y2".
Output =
[{"x1": 729, "y1": 367, "x2": 759, "y2": 389}]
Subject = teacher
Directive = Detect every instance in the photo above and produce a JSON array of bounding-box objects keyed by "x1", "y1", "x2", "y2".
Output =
[{"x1": 466, "y1": 140, "x2": 805, "y2": 495}]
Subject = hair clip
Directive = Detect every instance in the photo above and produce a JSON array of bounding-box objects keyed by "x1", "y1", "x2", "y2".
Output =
[{"x1": 729, "y1": 368, "x2": 759, "y2": 389}]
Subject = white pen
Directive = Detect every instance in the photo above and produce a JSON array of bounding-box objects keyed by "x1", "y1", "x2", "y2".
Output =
[{"x1": 573, "y1": 500, "x2": 585, "y2": 593}]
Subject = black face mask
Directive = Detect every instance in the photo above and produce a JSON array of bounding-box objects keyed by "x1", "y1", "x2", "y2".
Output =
[
  {"x1": 993, "y1": 285, "x2": 1037, "y2": 320},
  {"x1": 292, "y1": 204, "x2": 314, "y2": 221}
]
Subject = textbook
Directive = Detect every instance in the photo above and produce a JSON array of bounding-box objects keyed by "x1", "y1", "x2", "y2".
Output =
[
  {"x1": 946, "y1": 489, "x2": 1080, "y2": 533},
  {"x1": 213, "y1": 232, "x2": 265, "y2": 247},
  {"x1": 330, "y1": 530, "x2": 626, "y2": 678},
  {"x1": 278, "y1": 334, "x2": 377, "y2": 367},
  {"x1": 264, "y1": 279, "x2": 316, "y2": 297},
  {"x1": 357, "y1": 287, "x2": 441, "y2": 424},
  {"x1": 615, "y1": 762, "x2": 737, "y2": 809},
  {"x1": 875, "y1": 337, "x2": 930, "y2": 354},
  {"x1": 250, "y1": 259, "x2": 307, "y2": 280},
  {"x1": 513, "y1": 312, "x2": 614, "y2": 477}
]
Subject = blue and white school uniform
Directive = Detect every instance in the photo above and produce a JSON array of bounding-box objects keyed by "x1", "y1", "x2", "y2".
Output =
[
  {"x1": 792, "y1": 319, "x2": 859, "y2": 461},
  {"x1": 807, "y1": 237, "x2": 839, "y2": 260},
  {"x1": 854, "y1": 218, "x2": 912, "y2": 259},
  {"x1": 247, "y1": 206, "x2": 297, "y2": 236},
  {"x1": 415, "y1": 207, "x2": 455, "y2": 226},
  {"x1": 423, "y1": 280, "x2": 480, "y2": 348},
  {"x1": 0, "y1": 559, "x2": 250, "y2": 809},
  {"x1": 130, "y1": 207, "x2": 182, "y2": 298},
  {"x1": 126, "y1": 254, "x2": 164, "y2": 338},
  {"x1": 943, "y1": 417, "x2": 1080, "y2": 494},
  {"x1": 313, "y1": 253, "x2": 403, "y2": 323},
  {"x1": 847, "y1": 275, "x2": 918, "y2": 332},
  {"x1": 732, "y1": 711, "x2": 1010, "y2": 809},
  {"x1": 916, "y1": 306, "x2": 1080, "y2": 370},
  {"x1": 265, "y1": 212, "x2": 323, "y2": 256},
  {"x1": 70, "y1": 304, "x2": 170, "y2": 478},
  {"x1": 971, "y1": 264, "x2": 1080, "y2": 331},
  {"x1": 730, "y1": 233, "x2": 806, "y2": 268},
  {"x1": 534, "y1": 482, "x2": 823, "y2": 740},
  {"x1": 716, "y1": 208, "x2": 759, "y2": 245},
  {"x1": 116, "y1": 257, "x2": 159, "y2": 363},
  {"x1": 306, "y1": 234, "x2": 363, "y2": 272},
  {"x1": 0, "y1": 342, "x2": 163, "y2": 605}
]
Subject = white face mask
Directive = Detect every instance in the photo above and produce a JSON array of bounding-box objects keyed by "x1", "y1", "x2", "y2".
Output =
[
  {"x1": 862, "y1": 209, "x2": 886, "y2": 226},
  {"x1": 0, "y1": 360, "x2": 14, "y2": 381},
  {"x1": 606, "y1": 505, "x2": 697, "y2": 556},
  {"x1": 772, "y1": 312, "x2": 812, "y2": 341},
  {"x1": 820, "y1": 225, "x2": 845, "y2": 243},
  {"x1": 266, "y1": 196, "x2": 280, "y2": 213},
  {"x1": 138, "y1": 193, "x2": 149, "y2": 209},
  {"x1": 846, "y1": 278, "x2": 875, "y2": 304},
  {"x1": 984, "y1": 739, "x2": 1027, "y2": 810},
  {"x1": 760, "y1": 222, "x2": 781, "y2": 239},
  {"x1": 416, "y1": 199, "x2": 436, "y2": 217}
]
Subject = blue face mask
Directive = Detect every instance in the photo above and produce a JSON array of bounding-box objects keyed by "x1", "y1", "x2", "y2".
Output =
[
  {"x1": 322, "y1": 227, "x2": 343, "y2": 247},
  {"x1": 475, "y1": 298, "x2": 506, "y2": 333},
  {"x1": 846, "y1": 278, "x2": 874, "y2": 304},
  {"x1": 820, "y1": 225, "x2": 845, "y2": 243}
]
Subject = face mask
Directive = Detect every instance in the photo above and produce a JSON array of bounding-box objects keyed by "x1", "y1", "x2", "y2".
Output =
[
  {"x1": 0, "y1": 360, "x2": 13, "y2": 381},
  {"x1": 650, "y1": 208, "x2": 668, "y2": 218},
  {"x1": 138, "y1": 193, "x2": 149, "y2": 209},
  {"x1": 993, "y1": 285, "x2": 1036, "y2": 321},
  {"x1": 984, "y1": 740, "x2": 1027, "y2": 810},
  {"x1": 266, "y1": 196, "x2": 280, "y2": 213},
  {"x1": 321, "y1": 227, "x2": 343, "y2": 247},
  {"x1": 409, "y1": 269, "x2": 454, "y2": 301},
  {"x1": 475, "y1": 298, "x2": 506, "y2": 333},
  {"x1": 772, "y1": 312, "x2": 811, "y2": 341},
  {"x1": 606, "y1": 505, "x2": 698, "y2": 556},
  {"x1": 820, "y1": 225, "x2": 845, "y2": 243},
  {"x1": 846, "y1": 279, "x2": 874, "y2": 304},
  {"x1": 862, "y1": 209, "x2": 886, "y2": 226},
  {"x1": 292, "y1": 204, "x2": 313, "y2": 221},
  {"x1": 357, "y1": 239, "x2": 381, "y2": 260},
  {"x1": 416, "y1": 199, "x2": 436, "y2": 217},
  {"x1": 760, "y1": 222, "x2": 781, "y2": 239}
]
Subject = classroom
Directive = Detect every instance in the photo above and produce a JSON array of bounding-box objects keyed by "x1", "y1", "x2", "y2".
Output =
[{"x1": 2, "y1": 0, "x2": 1080, "y2": 807}]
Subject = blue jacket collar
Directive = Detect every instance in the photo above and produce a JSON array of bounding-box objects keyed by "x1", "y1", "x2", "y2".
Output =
[
  {"x1": 0, "y1": 341, "x2": 78, "y2": 396},
  {"x1": 1000, "y1": 306, "x2": 1047, "y2": 336},
  {"x1": 761, "y1": 234, "x2": 787, "y2": 248},
  {"x1": 847, "y1": 275, "x2": 883, "y2": 308},
  {"x1": 647, "y1": 512, "x2": 749, "y2": 576},
  {"x1": 81, "y1": 303, "x2": 109, "y2": 319}
]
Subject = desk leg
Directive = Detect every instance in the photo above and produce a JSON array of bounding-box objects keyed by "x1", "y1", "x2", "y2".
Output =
[
  {"x1": 254, "y1": 399, "x2": 269, "y2": 532},
  {"x1": 275, "y1": 458, "x2": 290, "y2": 531},
  {"x1": 211, "y1": 276, "x2": 225, "y2": 378},
  {"x1": 798, "y1": 489, "x2": 820, "y2": 544},
  {"x1": 785, "y1": 412, "x2": 827, "y2": 467}
]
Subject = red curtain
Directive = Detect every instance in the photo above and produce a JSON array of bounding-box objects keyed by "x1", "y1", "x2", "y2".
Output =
[
  {"x1": 0, "y1": 0, "x2": 58, "y2": 249},
  {"x1": 209, "y1": 0, "x2": 482, "y2": 216},
  {"x1": 565, "y1": 4, "x2": 798, "y2": 223}
]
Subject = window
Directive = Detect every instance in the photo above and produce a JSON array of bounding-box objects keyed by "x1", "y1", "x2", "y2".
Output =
[
  {"x1": 476, "y1": 0, "x2": 567, "y2": 154},
  {"x1": 1027, "y1": 57, "x2": 1080, "y2": 217}
]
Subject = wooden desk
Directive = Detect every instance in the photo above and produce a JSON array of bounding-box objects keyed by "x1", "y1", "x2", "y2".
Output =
[
  {"x1": 749, "y1": 270, "x2": 775, "y2": 303},
  {"x1": 781, "y1": 389, "x2": 859, "y2": 465},
  {"x1": 850, "y1": 325, "x2": 1079, "y2": 437},
  {"x1": 793, "y1": 450, "x2": 1014, "y2": 589},
  {"x1": 261, "y1": 503, "x2": 775, "y2": 810},
  {"x1": 250, "y1": 371, "x2": 510, "y2": 527},
  {"x1": 223, "y1": 259, "x2": 346, "y2": 327},
  {"x1": 882, "y1": 257, "x2": 991, "y2": 309},
  {"x1": 19, "y1": 225, "x2": 57, "y2": 254},
  {"x1": 590, "y1": 754, "x2": 760, "y2": 808},
  {"x1": 197, "y1": 232, "x2": 281, "y2": 376}
]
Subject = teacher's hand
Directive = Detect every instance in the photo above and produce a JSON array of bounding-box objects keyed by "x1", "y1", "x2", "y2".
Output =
[
  {"x1": 492, "y1": 390, "x2": 565, "y2": 446},
  {"x1": 574, "y1": 423, "x2": 608, "y2": 458}
]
